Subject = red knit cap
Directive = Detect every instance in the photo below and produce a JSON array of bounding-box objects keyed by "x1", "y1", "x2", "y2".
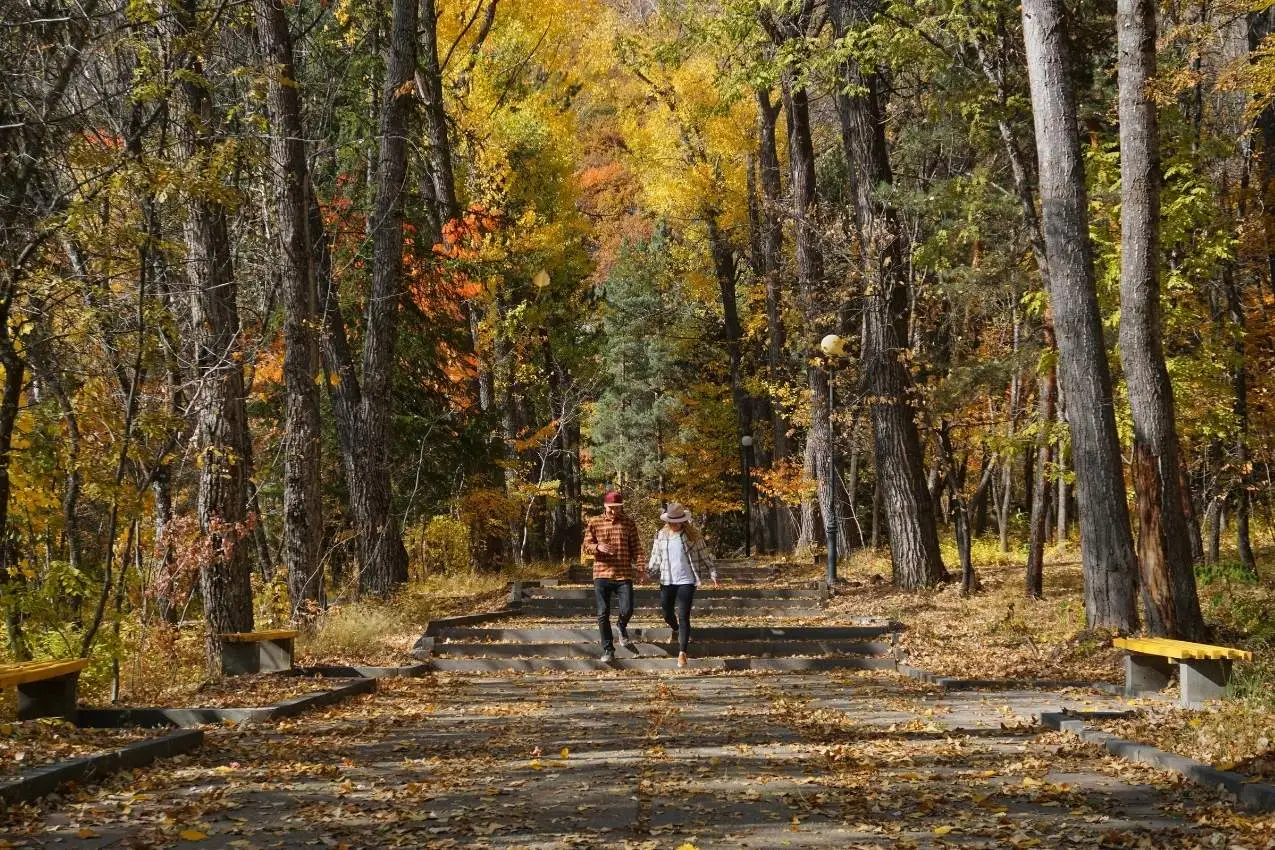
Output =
[{"x1": 603, "y1": 491, "x2": 624, "y2": 505}]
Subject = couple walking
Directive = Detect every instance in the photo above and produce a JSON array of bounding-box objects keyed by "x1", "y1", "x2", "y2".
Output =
[{"x1": 583, "y1": 491, "x2": 717, "y2": 668}]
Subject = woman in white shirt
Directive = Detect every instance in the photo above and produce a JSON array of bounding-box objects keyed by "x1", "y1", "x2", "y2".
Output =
[{"x1": 645, "y1": 503, "x2": 717, "y2": 667}]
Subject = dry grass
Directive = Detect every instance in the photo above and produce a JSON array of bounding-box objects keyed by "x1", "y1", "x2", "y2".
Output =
[{"x1": 296, "y1": 562, "x2": 563, "y2": 665}]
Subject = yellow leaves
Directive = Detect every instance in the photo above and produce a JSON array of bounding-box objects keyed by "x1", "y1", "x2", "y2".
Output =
[
  {"x1": 559, "y1": 746, "x2": 570, "y2": 759},
  {"x1": 528, "y1": 758, "x2": 544, "y2": 770},
  {"x1": 932, "y1": 824, "x2": 955, "y2": 835},
  {"x1": 178, "y1": 829, "x2": 208, "y2": 841},
  {"x1": 675, "y1": 844, "x2": 699, "y2": 850}
]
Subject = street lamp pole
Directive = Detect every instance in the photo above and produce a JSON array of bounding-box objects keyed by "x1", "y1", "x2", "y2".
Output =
[
  {"x1": 820, "y1": 334, "x2": 846, "y2": 585},
  {"x1": 741, "y1": 434, "x2": 754, "y2": 557}
]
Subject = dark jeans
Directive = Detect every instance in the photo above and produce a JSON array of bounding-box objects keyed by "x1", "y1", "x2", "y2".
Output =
[
  {"x1": 660, "y1": 583, "x2": 696, "y2": 654},
  {"x1": 594, "y1": 578, "x2": 634, "y2": 653}
]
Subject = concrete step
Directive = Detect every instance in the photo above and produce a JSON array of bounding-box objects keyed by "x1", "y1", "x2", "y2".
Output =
[
  {"x1": 424, "y1": 656, "x2": 898, "y2": 673},
  {"x1": 430, "y1": 639, "x2": 893, "y2": 659},
  {"x1": 428, "y1": 625, "x2": 896, "y2": 642},
  {"x1": 519, "y1": 598, "x2": 822, "y2": 614},
  {"x1": 523, "y1": 587, "x2": 826, "y2": 601}
]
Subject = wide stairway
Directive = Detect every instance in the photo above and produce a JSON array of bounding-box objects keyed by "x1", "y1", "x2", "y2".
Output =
[{"x1": 419, "y1": 559, "x2": 902, "y2": 673}]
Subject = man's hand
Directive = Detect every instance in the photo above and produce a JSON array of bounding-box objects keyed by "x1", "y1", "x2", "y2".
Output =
[{"x1": 595, "y1": 542, "x2": 613, "y2": 555}]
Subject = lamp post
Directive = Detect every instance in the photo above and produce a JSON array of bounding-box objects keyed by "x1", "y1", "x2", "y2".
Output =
[
  {"x1": 741, "y1": 434, "x2": 754, "y2": 557},
  {"x1": 820, "y1": 334, "x2": 847, "y2": 584}
]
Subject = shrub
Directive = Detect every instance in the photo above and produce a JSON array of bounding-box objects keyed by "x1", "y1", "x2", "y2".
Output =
[{"x1": 421, "y1": 516, "x2": 472, "y2": 576}]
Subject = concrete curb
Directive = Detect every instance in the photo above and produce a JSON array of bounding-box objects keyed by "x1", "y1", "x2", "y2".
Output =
[
  {"x1": 424, "y1": 655, "x2": 900, "y2": 673},
  {"x1": 0, "y1": 729, "x2": 203, "y2": 807},
  {"x1": 75, "y1": 679, "x2": 376, "y2": 729},
  {"x1": 1040, "y1": 711, "x2": 1275, "y2": 812},
  {"x1": 430, "y1": 639, "x2": 895, "y2": 659},
  {"x1": 897, "y1": 664, "x2": 1104, "y2": 692},
  {"x1": 421, "y1": 609, "x2": 517, "y2": 638},
  {"x1": 428, "y1": 624, "x2": 902, "y2": 642},
  {"x1": 289, "y1": 664, "x2": 430, "y2": 679}
]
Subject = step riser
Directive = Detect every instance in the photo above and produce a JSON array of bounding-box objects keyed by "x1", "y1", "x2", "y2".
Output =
[
  {"x1": 431, "y1": 640, "x2": 892, "y2": 659},
  {"x1": 430, "y1": 626, "x2": 895, "y2": 642},
  {"x1": 520, "y1": 599, "x2": 820, "y2": 612},
  {"x1": 526, "y1": 588, "x2": 825, "y2": 600},
  {"x1": 425, "y1": 656, "x2": 898, "y2": 673}
]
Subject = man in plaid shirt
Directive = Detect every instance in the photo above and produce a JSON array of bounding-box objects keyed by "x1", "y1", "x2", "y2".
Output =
[{"x1": 583, "y1": 490, "x2": 641, "y2": 662}]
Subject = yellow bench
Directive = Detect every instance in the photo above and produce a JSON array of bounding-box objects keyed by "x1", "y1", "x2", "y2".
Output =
[
  {"x1": 0, "y1": 659, "x2": 88, "y2": 720},
  {"x1": 219, "y1": 630, "x2": 298, "y2": 675},
  {"x1": 1113, "y1": 637, "x2": 1252, "y2": 707}
]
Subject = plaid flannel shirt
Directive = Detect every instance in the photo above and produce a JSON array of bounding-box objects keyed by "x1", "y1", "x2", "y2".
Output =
[{"x1": 583, "y1": 512, "x2": 641, "y2": 581}]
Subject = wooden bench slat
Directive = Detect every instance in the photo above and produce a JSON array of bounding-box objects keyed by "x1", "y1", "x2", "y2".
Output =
[
  {"x1": 220, "y1": 630, "x2": 298, "y2": 643},
  {"x1": 0, "y1": 658, "x2": 89, "y2": 688},
  {"x1": 1113, "y1": 636, "x2": 1252, "y2": 662}
]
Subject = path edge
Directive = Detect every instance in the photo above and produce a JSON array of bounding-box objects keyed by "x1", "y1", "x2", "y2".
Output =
[
  {"x1": 0, "y1": 728, "x2": 203, "y2": 807},
  {"x1": 1040, "y1": 711, "x2": 1275, "y2": 812}
]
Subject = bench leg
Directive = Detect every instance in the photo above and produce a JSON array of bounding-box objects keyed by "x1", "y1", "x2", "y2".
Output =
[
  {"x1": 17, "y1": 673, "x2": 79, "y2": 720},
  {"x1": 1179, "y1": 659, "x2": 1232, "y2": 707},
  {"x1": 222, "y1": 643, "x2": 261, "y2": 675},
  {"x1": 257, "y1": 639, "x2": 293, "y2": 673},
  {"x1": 1124, "y1": 653, "x2": 1173, "y2": 698}
]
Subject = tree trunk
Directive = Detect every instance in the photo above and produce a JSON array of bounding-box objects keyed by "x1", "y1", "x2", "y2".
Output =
[
  {"x1": 776, "y1": 59, "x2": 836, "y2": 558},
  {"x1": 1223, "y1": 265, "x2": 1257, "y2": 574},
  {"x1": 1021, "y1": 0, "x2": 1139, "y2": 632},
  {"x1": 417, "y1": 0, "x2": 461, "y2": 240},
  {"x1": 756, "y1": 89, "x2": 792, "y2": 553},
  {"x1": 1180, "y1": 462, "x2": 1205, "y2": 562},
  {"x1": 171, "y1": 0, "x2": 255, "y2": 668},
  {"x1": 1026, "y1": 323, "x2": 1056, "y2": 599},
  {"x1": 1117, "y1": 0, "x2": 1206, "y2": 639},
  {"x1": 354, "y1": 0, "x2": 416, "y2": 594},
  {"x1": 256, "y1": 0, "x2": 324, "y2": 617},
  {"x1": 708, "y1": 214, "x2": 754, "y2": 500},
  {"x1": 870, "y1": 475, "x2": 882, "y2": 549},
  {"x1": 834, "y1": 0, "x2": 946, "y2": 588}
]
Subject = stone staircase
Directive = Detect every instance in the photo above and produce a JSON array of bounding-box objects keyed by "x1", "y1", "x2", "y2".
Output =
[
  {"x1": 413, "y1": 564, "x2": 902, "y2": 673},
  {"x1": 511, "y1": 584, "x2": 828, "y2": 618},
  {"x1": 561, "y1": 557, "x2": 785, "y2": 584}
]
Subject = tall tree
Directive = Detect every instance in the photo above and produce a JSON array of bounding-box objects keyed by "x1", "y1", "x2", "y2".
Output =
[
  {"x1": 762, "y1": 5, "x2": 841, "y2": 558},
  {"x1": 1116, "y1": 0, "x2": 1206, "y2": 638},
  {"x1": 755, "y1": 89, "x2": 793, "y2": 552},
  {"x1": 831, "y1": 0, "x2": 947, "y2": 589},
  {"x1": 1020, "y1": 0, "x2": 1139, "y2": 631},
  {"x1": 170, "y1": 0, "x2": 256, "y2": 666},
  {"x1": 353, "y1": 0, "x2": 418, "y2": 594},
  {"x1": 255, "y1": 0, "x2": 324, "y2": 616}
]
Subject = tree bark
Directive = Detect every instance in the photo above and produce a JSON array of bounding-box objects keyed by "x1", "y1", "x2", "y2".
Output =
[
  {"x1": 171, "y1": 0, "x2": 255, "y2": 668},
  {"x1": 833, "y1": 0, "x2": 946, "y2": 588},
  {"x1": 1020, "y1": 0, "x2": 1139, "y2": 632},
  {"x1": 1116, "y1": 0, "x2": 1206, "y2": 639},
  {"x1": 416, "y1": 0, "x2": 461, "y2": 243},
  {"x1": 756, "y1": 89, "x2": 792, "y2": 553},
  {"x1": 1222, "y1": 264, "x2": 1257, "y2": 574},
  {"x1": 774, "y1": 48, "x2": 837, "y2": 558},
  {"x1": 255, "y1": 0, "x2": 324, "y2": 618},
  {"x1": 1026, "y1": 325, "x2": 1056, "y2": 599},
  {"x1": 355, "y1": 0, "x2": 417, "y2": 594}
]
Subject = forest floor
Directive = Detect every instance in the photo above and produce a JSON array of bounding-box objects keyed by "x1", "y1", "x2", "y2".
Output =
[
  {"x1": 0, "y1": 719, "x2": 156, "y2": 779},
  {"x1": 4, "y1": 671, "x2": 1273, "y2": 849},
  {"x1": 819, "y1": 542, "x2": 1275, "y2": 785}
]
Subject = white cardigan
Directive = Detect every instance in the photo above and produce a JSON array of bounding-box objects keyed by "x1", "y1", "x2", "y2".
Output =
[{"x1": 646, "y1": 528, "x2": 717, "y2": 586}]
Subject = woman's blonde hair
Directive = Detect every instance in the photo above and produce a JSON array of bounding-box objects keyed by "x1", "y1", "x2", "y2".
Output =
[{"x1": 669, "y1": 521, "x2": 702, "y2": 542}]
